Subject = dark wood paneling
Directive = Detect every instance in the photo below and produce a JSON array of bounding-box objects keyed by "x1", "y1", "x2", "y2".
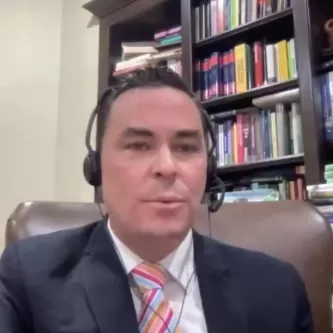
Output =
[
  {"x1": 292, "y1": 0, "x2": 324, "y2": 185},
  {"x1": 98, "y1": 19, "x2": 110, "y2": 94},
  {"x1": 101, "y1": 0, "x2": 171, "y2": 26},
  {"x1": 181, "y1": 0, "x2": 193, "y2": 90},
  {"x1": 83, "y1": 0, "x2": 136, "y2": 19},
  {"x1": 83, "y1": 0, "x2": 179, "y2": 25}
]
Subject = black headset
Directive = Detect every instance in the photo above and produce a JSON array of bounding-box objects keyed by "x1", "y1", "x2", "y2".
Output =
[
  {"x1": 83, "y1": 84, "x2": 225, "y2": 212},
  {"x1": 83, "y1": 87, "x2": 113, "y2": 189}
]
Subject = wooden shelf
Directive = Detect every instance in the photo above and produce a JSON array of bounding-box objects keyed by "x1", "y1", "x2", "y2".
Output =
[
  {"x1": 217, "y1": 154, "x2": 304, "y2": 175},
  {"x1": 83, "y1": 0, "x2": 135, "y2": 19},
  {"x1": 201, "y1": 79, "x2": 298, "y2": 111},
  {"x1": 195, "y1": 8, "x2": 293, "y2": 48}
]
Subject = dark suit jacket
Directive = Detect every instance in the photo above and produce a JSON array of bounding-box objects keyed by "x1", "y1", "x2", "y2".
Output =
[{"x1": 0, "y1": 220, "x2": 313, "y2": 333}]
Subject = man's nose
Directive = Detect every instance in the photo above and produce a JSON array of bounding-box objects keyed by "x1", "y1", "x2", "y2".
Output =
[{"x1": 152, "y1": 146, "x2": 177, "y2": 178}]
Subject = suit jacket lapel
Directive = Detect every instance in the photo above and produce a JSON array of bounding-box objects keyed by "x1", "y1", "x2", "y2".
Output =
[
  {"x1": 193, "y1": 231, "x2": 249, "y2": 333},
  {"x1": 77, "y1": 220, "x2": 139, "y2": 333}
]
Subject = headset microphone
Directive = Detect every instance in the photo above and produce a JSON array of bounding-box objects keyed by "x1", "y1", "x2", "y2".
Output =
[
  {"x1": 208, "y1": 176, "x2": 225, "y2": 213},
  {"x1": 199, "y1": 106, "x2": 225, "y2": 213}
]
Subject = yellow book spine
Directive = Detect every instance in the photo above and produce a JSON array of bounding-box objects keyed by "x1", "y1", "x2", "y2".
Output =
[
  {"x1": 234, "y1": 0, "x2": 239, "y2": 28},
  {"x1": 276, "y1": 40, "x2": 289, "y2": 81},
  {"x1": 234, "y1": 44, "x2": 247, "y2": 93}
]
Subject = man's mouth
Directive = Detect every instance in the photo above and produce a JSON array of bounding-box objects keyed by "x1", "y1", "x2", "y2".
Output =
[{"x1": 145, "y1": 196, "x2": 185, "y2": 208}]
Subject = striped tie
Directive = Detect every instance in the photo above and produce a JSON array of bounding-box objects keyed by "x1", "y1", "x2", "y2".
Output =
[{"x1": 131, "y1": 262, "x2": 180, "y2": 333}]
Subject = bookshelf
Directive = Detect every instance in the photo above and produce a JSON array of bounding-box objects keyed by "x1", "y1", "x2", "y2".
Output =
[
  {"x1": 83, "y1": 0, "x2": 333, "y2": 201},
  {"x1": 201, "y1": 79, "x2": 298, "y2": 110},
  {"x1": 195, "y1": 7, "x2": 293, "y2": 48},
  {"x1": 218, "y1": 153, "x2": 304, "y2": 175}
]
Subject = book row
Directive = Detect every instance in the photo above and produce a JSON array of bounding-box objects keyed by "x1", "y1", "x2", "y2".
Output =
[
  {"x1": 223, "y1": 178, "x2": 305, "y2": 202},
  {"x1": 194, "y1": 0, "x2": 291, "y2": 42},
  {"x1": 210, "y1": 102, "x2": 303, "y2": 166},
  {"x1": 195, "y1": 38, "x2": 297, "y2": 100}
]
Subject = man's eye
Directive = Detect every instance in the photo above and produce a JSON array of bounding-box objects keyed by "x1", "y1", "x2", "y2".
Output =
[
  {"x1": 125, "y1": 142, "x2": 150, "y2": 151},
  {"x1": 176, "y1": 144, "x2": 199, "y2": 153}
]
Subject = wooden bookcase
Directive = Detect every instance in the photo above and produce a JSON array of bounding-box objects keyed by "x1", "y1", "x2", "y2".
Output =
[{"x1": 83, "y1": 0, "x2": 333, "y2": 195}]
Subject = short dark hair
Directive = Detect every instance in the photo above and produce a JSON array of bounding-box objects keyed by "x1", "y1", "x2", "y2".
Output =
[{"x1": 99, "y1": 66, "x2": 209, "y2": 141}]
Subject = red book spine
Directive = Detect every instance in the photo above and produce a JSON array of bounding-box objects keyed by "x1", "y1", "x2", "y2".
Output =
[
  {"x1": 254, "y1": 41, "x2": 264, "y2": 87},
  {"x1": 229, "y1": 50, "x2": 235, "y2": 95},
  {"x1": 216, "y1": 0, "x2": 225, "y2": 33}
]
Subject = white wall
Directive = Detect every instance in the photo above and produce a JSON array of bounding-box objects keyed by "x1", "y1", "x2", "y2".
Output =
[
  {"x1": 0, "y1": 0, "x2": 98, "y2": 250},
  {"x1": 55, "y1": 0, "x2": 98, "y2": 201}
]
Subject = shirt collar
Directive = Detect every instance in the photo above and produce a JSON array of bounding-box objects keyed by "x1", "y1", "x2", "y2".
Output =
[{"x1": 107, "y1": 219, "x2": 194, "y2": 289}]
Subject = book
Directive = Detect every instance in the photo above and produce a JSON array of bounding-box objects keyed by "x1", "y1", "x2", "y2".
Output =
[{"x1": 318, "y1": 70, "x2": 333, "y2": 142}]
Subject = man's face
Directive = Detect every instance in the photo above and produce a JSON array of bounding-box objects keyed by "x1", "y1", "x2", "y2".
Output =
[{"x1": 101, "y1": 86, "x2": 207, "y2": 239}]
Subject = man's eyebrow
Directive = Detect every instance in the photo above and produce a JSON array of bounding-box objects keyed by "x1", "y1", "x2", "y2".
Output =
[
  {"x1": 174, "y1": 129, "x2": 201, "y2": 139},
  {"x1": 119, "y1": 127, "x2": 202, "y2": 140},
  {"x1": 120, "y1": 127, "x2": 154, "y2": 138}
]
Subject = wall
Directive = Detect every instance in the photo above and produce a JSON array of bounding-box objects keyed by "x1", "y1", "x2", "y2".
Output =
[
  {"x1": 0, "y1": 0, "x2": 98, "y2": 251},
  {"x1": 55, "y1": 0, "x2": 98, "y2": 201}
]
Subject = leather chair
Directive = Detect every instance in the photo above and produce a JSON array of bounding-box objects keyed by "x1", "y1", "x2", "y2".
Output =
[{"x1": 5, "y1": 200, "x2": 333, "y2": 333}]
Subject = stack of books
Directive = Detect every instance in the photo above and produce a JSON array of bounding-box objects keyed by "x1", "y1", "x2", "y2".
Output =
[
  {"x1": 113, "y1": 46, "x2": 182, "y2": 77},
  {"x1": 154, "y1": 25, "x2": 182, "y2": 48}
]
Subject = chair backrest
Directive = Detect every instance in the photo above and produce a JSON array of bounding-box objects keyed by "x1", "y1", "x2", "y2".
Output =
[
  {"x1": 5, "y1": 201, "x2": 209, "y2": 242},
  {"x1": 208, "y1": 200, "x2": 333, "y2": 333},
  {"x1": 5, "y1": 201, "x2": 105, "y2": 243},
  {"x1": 5, "y1": 200, "x2": 333, "y2": 333}
]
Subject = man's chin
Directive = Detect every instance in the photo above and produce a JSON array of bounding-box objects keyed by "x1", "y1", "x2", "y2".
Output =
[
  {"x1": 140, "y1": 227, "x2": 189, "y2": 241},
  {"x1": 136, "y1": 204, "x2": 192, "y2": 236},
  {"x1": 139, "y1": 217, "x2": 190, "y2": 237}
]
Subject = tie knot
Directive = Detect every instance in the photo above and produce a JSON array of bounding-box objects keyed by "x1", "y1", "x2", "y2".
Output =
[{"x1": 131, "y1": 262, "x2": 166, "y2": 294}]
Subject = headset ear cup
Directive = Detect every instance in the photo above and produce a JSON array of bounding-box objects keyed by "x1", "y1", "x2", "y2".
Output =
[
  {"x1": 83, "y1": 150, "x2": 101, "y2": 187},
  {"x1": 199, "y1": 106, "x2": 217, "y2": 193},
  {"x1": 205, "y1": 152, "x2": 216, "y2": 192}
]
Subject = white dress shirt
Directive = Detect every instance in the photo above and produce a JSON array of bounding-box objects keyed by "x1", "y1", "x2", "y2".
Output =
[{"x1": 108, "y1": 222, "x2": 208, "y2": 333}]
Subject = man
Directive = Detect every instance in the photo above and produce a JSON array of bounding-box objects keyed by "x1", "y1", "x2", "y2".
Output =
[{"x1": 0, "y1": 67, "x2": 313, "y2": 333}]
